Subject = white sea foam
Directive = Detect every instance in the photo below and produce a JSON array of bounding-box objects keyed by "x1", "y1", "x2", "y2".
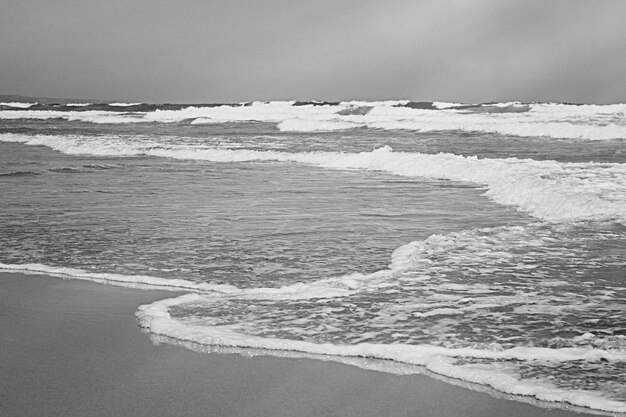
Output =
[
  {"x1": 0, "y1": 262, "x2": 235, "y2": 292},
  {"x1": 432, "y1": 101, "x2": 464, "y2": 109},
  {"x1": 109, "y1": 102, "x2": 142, "y2": 106},
  {"x1": 1, "y1": 101, "x2": 624, "y2": 140},
  {"x1": 276, "y1": 102, "x2": 626, "y2": 140},
  {"x1": 141, "y1": 297, "x2": 626, "y2": 371},
  {"x1": 2, "y1": 133, "x2": 624, "y2": 223},
  {"x1": 0, "y1": 110, "x2": 150, "y2": 124},
  {"x1": 135, "y1": 293, "x2": 625, "y2": 413},
  {"x1": 0, "y1": 262, "x2": 366, "y2": 299},
  {"x1": 65, "y1": 103, "x2": 92, "y2": 107},
  {"x1": 0, "y1": 102, "x2": 37, "y2": 108},
  {"x1": 143, "y1": 101, "x2": 340, "y2": 123}
]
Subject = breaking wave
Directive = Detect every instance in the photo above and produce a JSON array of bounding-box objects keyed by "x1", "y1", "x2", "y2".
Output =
[
  {"x1": 1, "y1": 133, "x2": 625, "y2": 223},
  {"x1": 1, "y1": 101, "x2": 624, "y2": 140},
  {"x1": 0, "y1": 102, "x2": 38, "y2": 108}
]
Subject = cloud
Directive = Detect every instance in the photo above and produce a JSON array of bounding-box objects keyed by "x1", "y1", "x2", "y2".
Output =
[{"x1": 1, "y1": 0, "x2": 624, "y2": 103}]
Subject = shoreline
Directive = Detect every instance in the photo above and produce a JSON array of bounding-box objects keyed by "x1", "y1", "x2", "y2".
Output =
[{"x1": 0, "y1": 272, "x2": 601, "y2": 417}]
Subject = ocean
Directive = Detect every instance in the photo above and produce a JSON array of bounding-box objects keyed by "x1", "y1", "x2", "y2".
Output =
[{"x1": 0, "y1": 100, "x2": 624, "y2": 414}]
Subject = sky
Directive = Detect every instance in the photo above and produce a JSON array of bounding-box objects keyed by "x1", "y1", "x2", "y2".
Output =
[{"x1": 1, "y1": 0, "x2": 625, "y2": 104}]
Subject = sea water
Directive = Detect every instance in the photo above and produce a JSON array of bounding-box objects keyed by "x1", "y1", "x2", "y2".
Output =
[{"x1": 0, "y1": 101, "x2": 624, "y2": 413}]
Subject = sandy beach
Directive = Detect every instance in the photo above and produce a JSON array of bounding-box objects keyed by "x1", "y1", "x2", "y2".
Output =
[{"x1": 0, "y1": 272, "x2": 600, "y2": 417}]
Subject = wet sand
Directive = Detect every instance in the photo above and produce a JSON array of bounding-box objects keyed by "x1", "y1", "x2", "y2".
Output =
[{"x1": 0, "y1": 272, "x2": 598, "y2": 417}]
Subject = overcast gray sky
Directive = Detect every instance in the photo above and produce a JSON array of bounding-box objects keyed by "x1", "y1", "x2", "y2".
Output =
[{"x1": 1, "y1": 0, "x2": 625, "y2": 103}]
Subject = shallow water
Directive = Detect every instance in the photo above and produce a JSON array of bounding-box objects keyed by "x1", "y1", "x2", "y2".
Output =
[{"x1": 1, "y1": 101, "x2": 624, "y2": 413}]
